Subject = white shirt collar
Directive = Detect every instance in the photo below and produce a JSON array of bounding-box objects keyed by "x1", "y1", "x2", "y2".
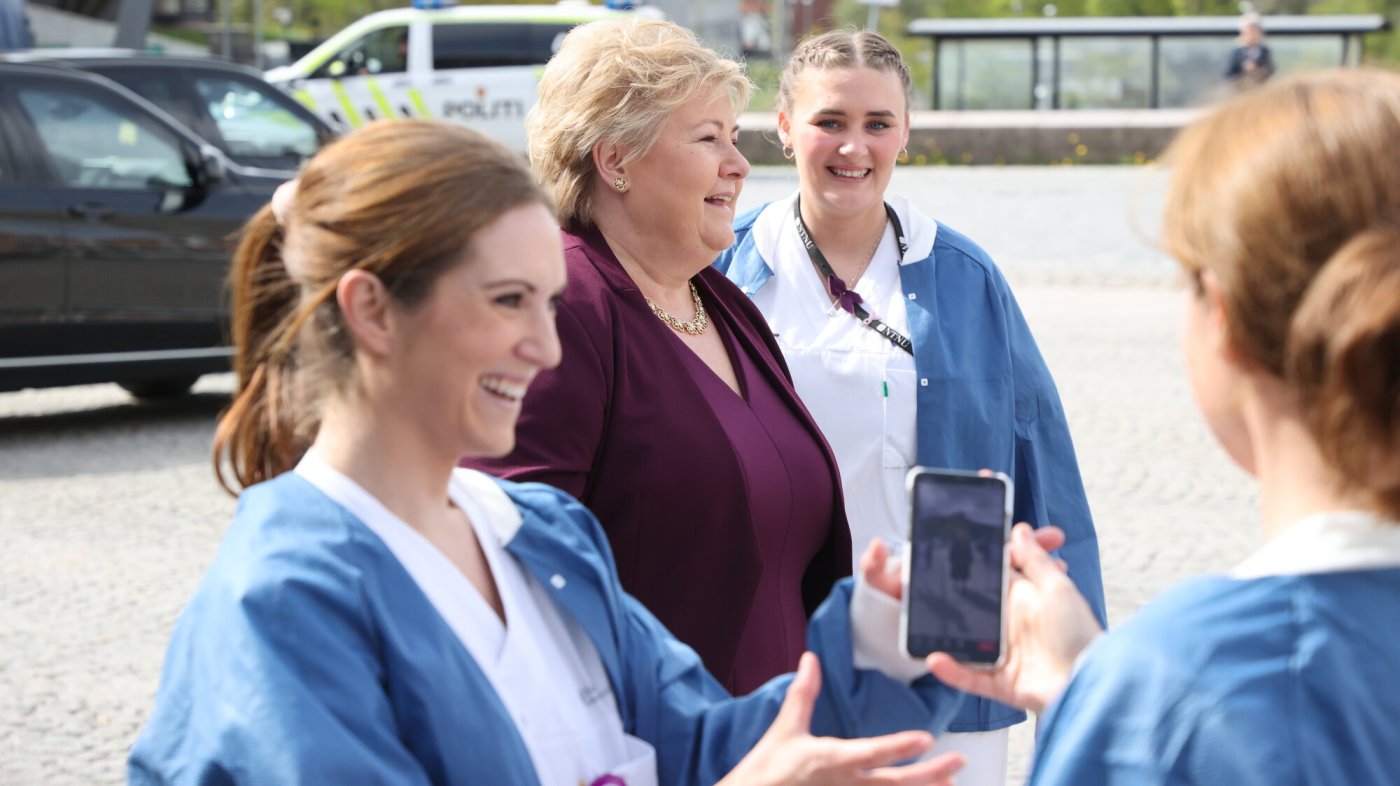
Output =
[
  {"x1": 1231, "y1": 510, "x2": 1400, "y2": 578},
  {"x1": 751, "y1": 191, "x2": 938, "y2": 272},
  {"x1": 293, "y1": 450, "x2": 524, "y2": 545}
]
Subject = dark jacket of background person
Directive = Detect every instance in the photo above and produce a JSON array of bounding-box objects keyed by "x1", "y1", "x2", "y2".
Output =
[
  {"x1": 0, "y1": 0, "x2": 33, "y2": 50},
  {"x1": 1225, "y1": 45, "x2": 1274, "y2": 82},
  {"x1": 466, "y1": 226, "x2": 853, "y2": 693}
]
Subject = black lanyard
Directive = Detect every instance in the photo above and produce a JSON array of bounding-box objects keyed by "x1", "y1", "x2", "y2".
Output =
[{"x1": 792, "y1": 196, "x2": 914, "y2": 356}]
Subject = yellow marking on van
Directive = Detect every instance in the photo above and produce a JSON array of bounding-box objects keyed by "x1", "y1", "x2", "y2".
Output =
[
  {"x1": 330, "y1": 81, "x2": 365, "y2": 128},
  {"x1": 408, "y1": 88, "x2": 433, "y2": 118},
  {"x1": 366, "y1": 78, "x2": 395, "y2": 120},
  {"x1": 292, "y1": 89, "x2": 317, "y2": 112}
]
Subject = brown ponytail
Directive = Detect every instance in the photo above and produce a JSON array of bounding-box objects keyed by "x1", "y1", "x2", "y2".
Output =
[
  {"x1": 212, "y1": 205, "x2": 313, "y2": 494},
  {"x1": 212, "y1": 120, "x2": 551, "y2": 495},
  {"x1": 1287, "y1": 227, "x2": 1400, "y2": 518}
]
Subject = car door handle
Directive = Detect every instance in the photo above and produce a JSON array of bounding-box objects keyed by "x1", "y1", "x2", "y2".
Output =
[{"x1": 68, "y1": 202, "x2": 115, "y2": 220}]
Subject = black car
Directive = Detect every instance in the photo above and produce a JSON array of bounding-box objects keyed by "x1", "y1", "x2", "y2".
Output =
[
  {"x1": 2, "y1": 50, "x2": 334, "y2": 175},
  {"x1": 0, "y1": 63, "x2": 284, "y2": 397}
]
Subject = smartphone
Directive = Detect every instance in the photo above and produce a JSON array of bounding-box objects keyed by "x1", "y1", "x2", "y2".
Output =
[{"x1": 900, "y1": 467, "x2": 1014, "y2": 666}]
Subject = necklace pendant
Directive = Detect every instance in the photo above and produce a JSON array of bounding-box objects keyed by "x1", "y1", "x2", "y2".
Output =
[{"x1": 646, "y1": 280, "x2": 709, "y2": 336}]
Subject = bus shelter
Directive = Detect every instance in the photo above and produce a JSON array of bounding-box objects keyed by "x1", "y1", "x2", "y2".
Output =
[{"x1": 907, "y1": 15, "x2": 1388, "y2": 110}]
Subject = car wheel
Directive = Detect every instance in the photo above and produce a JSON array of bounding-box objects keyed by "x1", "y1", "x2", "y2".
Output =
[{"x1": 118, "y1": 376, "x2": 199, "y2": 399}]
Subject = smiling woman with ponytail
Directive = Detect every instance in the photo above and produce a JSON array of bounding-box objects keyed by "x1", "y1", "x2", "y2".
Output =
[
  {"x1": 929, "y1": 68, "x2": 1400, "y2": 784},
  {"x1": 129, "y1": 119, "x2": 975, "y2": 786}
]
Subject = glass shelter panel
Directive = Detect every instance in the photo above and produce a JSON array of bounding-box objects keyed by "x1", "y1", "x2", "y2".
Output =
[
  {"x1": 1158, "y1": 36, "x2": 1236, "y2": 108},
  {"x1": 1271, "y1": 35, "x2": 1345, "y2": 74},
  {"x1": 936, "y1": 39, "x2": 1033, "y2": 110},
  {"x1": 1058, "y1": 37, "x2": 1152, "y2": 109}
]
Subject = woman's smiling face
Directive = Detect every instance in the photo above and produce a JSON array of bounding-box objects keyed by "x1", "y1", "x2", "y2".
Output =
[{"x1": 780, "y1": 66, "x2": 910, "y2": 222}]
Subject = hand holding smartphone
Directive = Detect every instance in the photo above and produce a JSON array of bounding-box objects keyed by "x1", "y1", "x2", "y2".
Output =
[{"x1": 900, "y1": 467, "x2": 1013, "y2": 666}]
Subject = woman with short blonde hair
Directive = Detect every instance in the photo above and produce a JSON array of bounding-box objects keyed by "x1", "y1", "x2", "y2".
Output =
[
  {"x1": 528, "y1": 17, "x2": 750, "y2": 229},
  {"x1": 468, "y1": 18, "x2": 856, "y2": 696}
]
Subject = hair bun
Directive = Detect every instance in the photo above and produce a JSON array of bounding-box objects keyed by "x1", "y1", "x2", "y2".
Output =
[{"x1": 1287, "y1": 222, "x2": 1400, "y2": 514}]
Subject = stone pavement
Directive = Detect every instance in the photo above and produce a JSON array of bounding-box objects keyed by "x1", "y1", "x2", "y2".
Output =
[{"x1": 0, "y1": 166, "x2": 1260, "y2": 785}]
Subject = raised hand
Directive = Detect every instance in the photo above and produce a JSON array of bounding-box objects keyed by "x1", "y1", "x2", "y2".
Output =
[
  {"x1": 717, "y1": 652, "x2": 965, "y2": 785},
  {"x1": 926, "y1": 523, "x2": 1102, "y2": 715}
]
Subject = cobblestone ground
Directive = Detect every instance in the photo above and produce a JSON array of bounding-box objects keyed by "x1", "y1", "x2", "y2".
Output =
[{"x1": 0, "y1": 167, "x2": 1258, "y2": 785}]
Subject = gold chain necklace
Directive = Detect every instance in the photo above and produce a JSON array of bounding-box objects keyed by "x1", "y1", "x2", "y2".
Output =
[
  {"x1": 843, "y1": 221, "x2": 887, "y2": 288},
  {"x1": 645, "y1": 280, "x2": 709, "y2": 335}
]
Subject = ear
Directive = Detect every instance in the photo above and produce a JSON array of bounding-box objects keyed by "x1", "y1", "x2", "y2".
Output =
[
  {"x1": 591, "y1": 139, "x2": 630, "y2": 189},
  {"x1": 776, "y1": 110, "x2": 792, "y2": 148},
  {"x1": 901, "y1": 111, "x2": 912, "y2": 149},
  {"x1": 1197, "y1": 269, "x2": 1244, "y2": 367},
  {"x1": 336, "y1": 269, "x2": 394, "y2": 358}
]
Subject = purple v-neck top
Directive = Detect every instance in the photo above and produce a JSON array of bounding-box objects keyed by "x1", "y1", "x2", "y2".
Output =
[
  {"x1": 464, "y1": 226, "x2": 851, "y2": 695},
  {"x1": 677, "y1": 309, "x2": 835, "y2": 691}
]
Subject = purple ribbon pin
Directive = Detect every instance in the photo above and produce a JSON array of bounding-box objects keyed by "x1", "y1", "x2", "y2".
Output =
[{"x1": 825, "y1": 273, "x2": 864, "y2": 316}]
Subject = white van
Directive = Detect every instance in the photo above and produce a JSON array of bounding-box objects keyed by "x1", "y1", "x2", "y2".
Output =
[{"x1": 264, "y1": 3, "x2": 630, "y2": 151}]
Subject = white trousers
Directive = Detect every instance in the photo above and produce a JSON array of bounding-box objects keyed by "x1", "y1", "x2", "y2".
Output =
[{"x1": 927, "y1": 728, "x2": 1010, "y2": 786}]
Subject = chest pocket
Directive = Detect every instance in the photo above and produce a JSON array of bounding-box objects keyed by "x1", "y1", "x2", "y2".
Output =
[{"x1": 881, "y1": 368, "x2": 918, "y2": 469}]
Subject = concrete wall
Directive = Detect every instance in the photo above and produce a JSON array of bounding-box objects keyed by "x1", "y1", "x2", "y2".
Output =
[
  {"x1": 738, "y1": 108, "x2": 1198, "y2": 166},
  {"x1": 29, "y1": 4, "x2": 203, "y2": 52}
]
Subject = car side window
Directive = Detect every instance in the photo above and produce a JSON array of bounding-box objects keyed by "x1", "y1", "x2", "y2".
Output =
[
  {"x1": 191, "y1": 75, "x2": 319, "y2": 162},
  {"x1": 104, "y1": 72, "x2": 203, "y2": 130},
  {"x1": 432, "y1": 23, "x2": 565, "y2": 68},
  {"x1": 315, "y1": 25, "x2": 408, "y2": 78},
  {"x1": 16, "y1": 85, "x2": 193, "y2": 190}
]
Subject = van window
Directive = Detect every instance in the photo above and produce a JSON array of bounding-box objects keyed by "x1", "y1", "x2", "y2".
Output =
[
  {"x1": 431, "y1": 22, "x2": 574, "y2": 69},
  {"x1": 314, "y1": 25, "x2": 409, "y2": 78}
]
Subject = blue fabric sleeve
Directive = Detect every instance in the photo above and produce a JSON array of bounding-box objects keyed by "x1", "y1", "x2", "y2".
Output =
[
  {"x1": 620, "y1": 579, "x2": 964, "y2": 785},
  {"x1": 513, "y1": 483, "x2": 963, "y2": 785},
  {"x1": 127, "y1": 547, "x2": 433, "y2": 786},
  {"x1": 993, "y1": 266, "x2": 1107, "y2": 625}
]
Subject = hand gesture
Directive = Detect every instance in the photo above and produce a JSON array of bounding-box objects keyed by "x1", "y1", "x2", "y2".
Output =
[
  {"x1": 926, "y1": 523, "x2": 1102, "y2": 715},
  {"x1": 717, "y1": 652, "x2": 964, "y2": 785}
]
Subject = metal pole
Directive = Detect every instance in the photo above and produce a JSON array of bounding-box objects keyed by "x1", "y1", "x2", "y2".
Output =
[
  {"x1": 772, "y1": 0, "x2": 786, "y2": 64},
  {"x1": 865, "y1": 4, "x2": 877, "y2": 32},
  {"x1": 1150, "y1": 34, "x2": 1160, "y2": 109},
  {"x1": 253, "y1": 0, "x2": 263, "y2": 67},
  {"x1": 113, "y1": 0, "x2": 155, "y2": 49},
  {"x1": 1029, "y1": 37, "x2": 1039, "y2": 110},
  {"x1": 931, "y1": 38, "x2": 940, "y2": 110},
  {"x1": 220, "y1": 0, "x2": 232, "y2": 59}
]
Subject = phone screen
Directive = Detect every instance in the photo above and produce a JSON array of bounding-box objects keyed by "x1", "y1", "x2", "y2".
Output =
[{"x1": 903, "y1": 470, "x2": 1012, "y2": 663}]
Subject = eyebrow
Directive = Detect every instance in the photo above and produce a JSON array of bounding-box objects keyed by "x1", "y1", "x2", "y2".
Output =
[
  {"x1": 814, "y1": 107, "x2": 899, "y2": 118},
  {"x1": 482, "y1": 279, "x2": 538, "y2": 291},
  {"x1": 695, "y1": 119, "x2": 742, "y2": 134}
]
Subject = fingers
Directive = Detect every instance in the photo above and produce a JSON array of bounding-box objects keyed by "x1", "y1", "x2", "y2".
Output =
[
  {"x1": 860, "y1": 751, "x2": 966, "y2": 785},
  {"x1": 925, "y1": 653, "x2": 1011, "y2": 705},
  {"x1": 819, "y1": 729, "x2": 935, "y2": 773},
  {"x1": 859, "y1": 538, "x2": 889, "y2": 584},
  {"x1": 1028, "y1": 523, "x2": 1066, "y2": 553},
  {"x1": 770, "y1": 651, "x2": 820, "y2": 736},
  {"x1": 1008, "y1": 523, "x2": 1064, "y2": 585}
]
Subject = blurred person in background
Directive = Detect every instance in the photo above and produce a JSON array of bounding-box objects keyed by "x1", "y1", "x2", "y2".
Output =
[
  {"x1": 1225, "y1": 13, "x2": 1275, "y2": 85},
  {"x1": 0, "y1": 0, "x2": 34, "y2": 51}
]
